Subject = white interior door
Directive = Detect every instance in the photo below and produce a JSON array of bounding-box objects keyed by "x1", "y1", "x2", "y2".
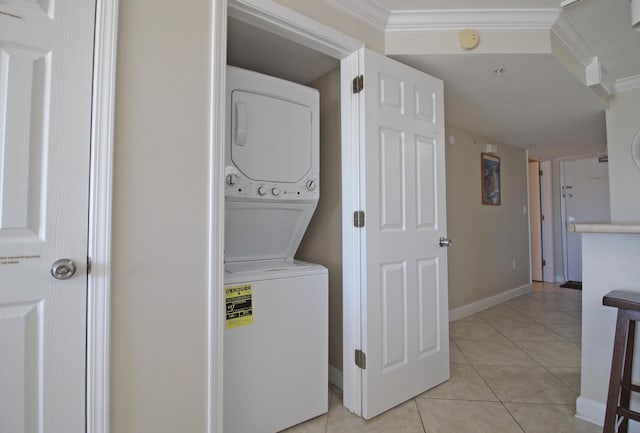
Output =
[
  {"x1": 563, "y1": 157, "x2": 610, "y2": 282},
  {"x1": 358, "y1": 48, "x2": 449, "y2": 419},
  {"x1": 0, "y1": 0, "x2": 95, "y2": 431}
]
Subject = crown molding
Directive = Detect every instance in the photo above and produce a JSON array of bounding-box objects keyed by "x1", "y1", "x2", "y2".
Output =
[
  {"x1": 552, "y1": 12, "x2": 615, "y2": 97},
  {"x1": 551, "y1": 12, "x2": 593, "y2": 68},
  {"x1": 613, "y1": 74, "x2": 640, "y2": 94},
  {"x1": 328, "y1": 0, "x2": 637, "y2": 95},
  {"x1": 385, "y1": 8, "x2": 562, "y2": 32},
  {"x1": 323, "y1": 0, "x2": 390, "y2": 31}
]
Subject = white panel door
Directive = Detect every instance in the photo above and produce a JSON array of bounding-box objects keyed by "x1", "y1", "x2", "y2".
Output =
[
  {"x1": 359, "y1": 49, "x2": 449, "y2": 419},
  {"x1": 0, "y1": 0, "x2": 95, "y2": 432},
  {"x1": 563, "y1": 157, "x2": 610, "y2": 282}
]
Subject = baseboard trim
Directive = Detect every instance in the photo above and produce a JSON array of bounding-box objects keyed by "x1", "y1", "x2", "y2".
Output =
[
  {"x1": 575, "y1": 396, "x2": 604, "y2": 426},
  {"x1": 449, "y1": 283, "x2": 532, "y2": 322},
  {"x1": 328, "y1": 365, "x2": 343, "y2": 390}
]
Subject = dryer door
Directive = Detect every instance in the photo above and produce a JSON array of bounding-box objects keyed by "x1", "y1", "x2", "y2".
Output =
[{"x1": 231, "y1": 90, "x2": 312, "y2": 183}]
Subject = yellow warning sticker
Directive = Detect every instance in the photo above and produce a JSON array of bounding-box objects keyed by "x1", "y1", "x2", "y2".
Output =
[{"x1": 225, "y1": 284, "x2": 253, "y2": 329}]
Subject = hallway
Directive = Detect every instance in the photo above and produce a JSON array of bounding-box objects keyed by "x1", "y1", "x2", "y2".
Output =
[{"x1": 284, "y1": 282, "x2": 600, "y2": 433}]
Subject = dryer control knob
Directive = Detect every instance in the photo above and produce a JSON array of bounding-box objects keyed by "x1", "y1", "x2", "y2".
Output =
[
  {"x1": 271, "y1": 187, "x2": 281, "y2": 196},
  {"x1": 226, "y1": 174, "x2": 238, "y2": 186},
  {"x1": 257, "y1": 186, "x2": 267, "y2": 196},
  {"x1": 306, "y1": 179, "x2": 316, "y2": 191}
]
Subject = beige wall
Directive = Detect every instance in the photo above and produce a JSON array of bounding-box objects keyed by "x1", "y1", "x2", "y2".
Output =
[
  {"x1": 445, "y1": 127, "x2": 531, "y2": 309},
  {"x1": 273, "y1": 0, "x2": 384, "y2": 53},
  {"x1": 297, "y1": 67, "x2": 343, "y2": 372},
  {"x1": 606, "y1": 88, "x2": 640, "y2": 223},
  {"x1": 110, "y1": 1, "x2": 211, "y2": 432}
]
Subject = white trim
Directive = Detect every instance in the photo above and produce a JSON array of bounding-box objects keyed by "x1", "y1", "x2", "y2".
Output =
[
  {"x1": 229, "y1": 0, "x2": 362, "y2": 59},
  {"x1": 340, "y1": 50, "x2": 363, "y2": 416},
  {"x1": 386, "y1": 8, "x2": 561, "y2": 31},
  {"x1": 575, "y1": 396, "x2": 605, "y2": 426},
  {"x1": 526, "y1": 152, "x2": 533, "y2": 284},
  {"x1": 209, "y1": 2, "x2": 227, "y2": 433},
  {"x1": 551, "y1": 13, "x2": 614, "y2": 96},
  {"x1": 328, "y1": 365, "x2": 344, "y2": 390},
  {"x1": 560, "y1": 158, "x2": 569, "y2": 283},
  {"x1": 540, "y1": 161, "x2": 556, "y2": 283},
  {"x1": 324, "y1": 0, "x2": 389, "y2": 30},
  {"x1": 448, "y1": 284, "x2": 532, "y2": 322},
  {"x1": 612, "y1": 73, "x2": 640, "y2": 94},
  {"x1": 560, "y1": 0, "x2": 583, "y2": 7},
  {"x1": 86, "y1": 0, "x2": 119, "y2": 432},
  {"x1": 551, "y1": 13, "x2": 593, "y2": 67}
]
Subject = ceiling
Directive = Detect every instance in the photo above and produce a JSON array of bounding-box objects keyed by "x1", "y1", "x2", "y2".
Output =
[{"x1": 228, "y1": 0, "x2": 640, "y2": 160}]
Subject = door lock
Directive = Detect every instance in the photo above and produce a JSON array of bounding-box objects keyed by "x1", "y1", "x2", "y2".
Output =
[
  {"x1": 50, "y1": 259, "x2": 77, "y2": 280},
  {"x1": 439, "y1": 237, "x2": 452, "y2": 248}
]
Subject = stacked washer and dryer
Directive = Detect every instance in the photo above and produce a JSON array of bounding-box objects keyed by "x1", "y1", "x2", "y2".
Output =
[{"x1": 223, "y1": 66, "x2": 328, "y2": 433}]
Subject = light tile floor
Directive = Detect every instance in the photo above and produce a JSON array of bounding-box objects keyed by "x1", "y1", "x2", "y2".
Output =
[{"x1": 282, "y1": 282, "x2": 601, "y2": 433}]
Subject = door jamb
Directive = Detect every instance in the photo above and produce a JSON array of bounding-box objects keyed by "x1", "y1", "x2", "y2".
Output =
[
  {"x1": 86, "y1": 0, "x2": 119, "y2": 432},
  {"x1": 340, "y1": 49, "x2": 363, "y2": 415}
]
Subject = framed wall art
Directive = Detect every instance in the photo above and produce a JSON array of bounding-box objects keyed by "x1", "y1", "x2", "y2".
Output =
[{"x1": 481, "y1": 153, "x2": 501, "y2": 205}]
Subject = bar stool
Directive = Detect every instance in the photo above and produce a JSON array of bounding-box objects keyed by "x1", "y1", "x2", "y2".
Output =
[{"x1": 603, "y1": 290, "x2": 640, "y2": 433}]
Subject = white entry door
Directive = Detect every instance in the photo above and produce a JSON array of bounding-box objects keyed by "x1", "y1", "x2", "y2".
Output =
[
  {"x1": 356, "y1": 48, "x2": 449, "y2": 419},
  {"x1": 563, "y1": 157, "x2": 610, "y2": 282},
  {"x1": 0, "y1": 0, "x2": 95, "y2": 432}
]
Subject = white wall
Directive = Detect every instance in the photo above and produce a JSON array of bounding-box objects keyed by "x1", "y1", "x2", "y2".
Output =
[
  {"x1": 606, "y1": 88, "x2": 640, "y2": 222},
  {"x1": 578, "y1": 233, "x2": 640, "y2": 428},
  {"x1": 110, "y1": 1, "x2": 212, "y2": 432}
]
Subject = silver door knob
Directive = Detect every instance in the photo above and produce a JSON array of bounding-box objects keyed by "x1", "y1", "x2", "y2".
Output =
[
  {"x1": 439, "y1": 237, "x2": 452, "y2": 248},
  {"x1": 50, "y1": 259, "x2": 77, "y2": 280}
]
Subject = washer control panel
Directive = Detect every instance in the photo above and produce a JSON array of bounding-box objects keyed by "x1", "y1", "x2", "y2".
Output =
[{"x1": 225, "y1": 166, "x2": 319, "y2": 200}]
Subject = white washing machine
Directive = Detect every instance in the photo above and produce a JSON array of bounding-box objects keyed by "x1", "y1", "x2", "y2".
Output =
[
  {"x1": 223, "y1": 66, "x2": 328, "y2": 433},
  {"x1": 224, "y1": 261, "x2": 328, "y2": 433}
]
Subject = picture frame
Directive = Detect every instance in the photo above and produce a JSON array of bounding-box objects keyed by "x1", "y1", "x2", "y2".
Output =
[{"x1": 481, "y1": 153, "x2": 501, "y2": 205}]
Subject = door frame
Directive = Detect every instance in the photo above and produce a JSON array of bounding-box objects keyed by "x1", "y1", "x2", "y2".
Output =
[
  {"x1": 528, "y1": 160, "x2": 543, "y2": 281},
  {"x1": 539, "y1": 160, "x2": 555, "y2": 282},
  {"x1": 559, "y1": 157, "x2": 577, "y2": 282},
  {"x1": 225, "y1": 0, "x2": 365, "y2": 421},
  {"x1": 86, "y1": 0, "x2": 119, "y2": 432}
]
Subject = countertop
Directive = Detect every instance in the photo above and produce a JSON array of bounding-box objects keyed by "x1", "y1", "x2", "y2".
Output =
[{"x1": 567, "y1": 223, "x2": 640, "y2": 234}]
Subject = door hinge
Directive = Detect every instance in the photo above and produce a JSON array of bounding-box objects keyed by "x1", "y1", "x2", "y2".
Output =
[
  {"x1": 87, "y1": 256, "x2": 92, "y2": 275},
  {"x1": 539, "y1": 169, "x2": 543, "y2": 176},
  {"x1": 354, "y1": 211, "x2": 365, "y2": 228},
  {"x1": 541, "y1": 214, "x2": 545, "y2": 221},
  {"x1": 352, "y1": 75, "x2": 364, "y2": 93},
  {"x1": 355, "y1": 349, "x2": 366, "y2": 369},
  {"x1": 542, "y1": 259, "x2": 547, "y2": 266}
]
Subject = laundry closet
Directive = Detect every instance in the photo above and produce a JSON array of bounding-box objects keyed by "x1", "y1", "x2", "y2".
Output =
[{"x1": 224, "y1": 15, "x2": 344, "y2": 433}]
